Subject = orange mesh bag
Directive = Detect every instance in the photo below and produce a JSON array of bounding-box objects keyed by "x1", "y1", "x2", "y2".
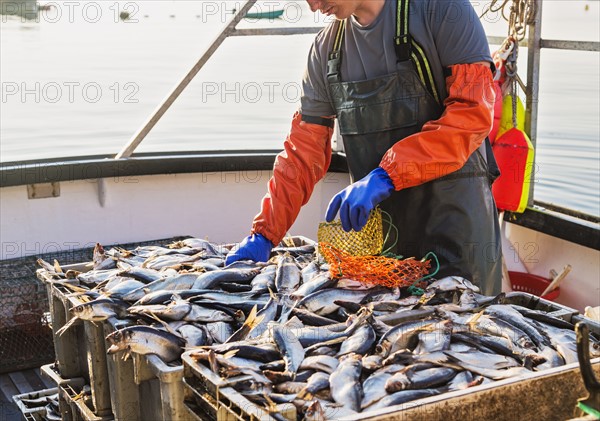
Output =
[{"x1": 319, "y1": 243, "x2": 431, "y2": 289}]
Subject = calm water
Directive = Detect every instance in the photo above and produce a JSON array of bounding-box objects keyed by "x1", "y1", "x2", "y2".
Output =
[{"x1": 1, "y1": 1, "x2": 599, "y2": 216}]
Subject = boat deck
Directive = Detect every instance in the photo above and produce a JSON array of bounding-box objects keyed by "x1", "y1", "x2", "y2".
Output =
[{"x1": 0, "y1": 367, "x2": 56, "y2": 421}]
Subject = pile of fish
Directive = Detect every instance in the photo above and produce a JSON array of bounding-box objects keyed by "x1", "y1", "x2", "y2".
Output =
[{"x1": 39, "y1": 238, "x2": 600, "y2": 420}]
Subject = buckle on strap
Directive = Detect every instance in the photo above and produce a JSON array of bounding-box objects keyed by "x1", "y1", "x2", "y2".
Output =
[
  {"x1": 327, "y1": 51, "x2": 342, "y2": 83},
  {"x1": 394, "y1": 35, "x2": 411, "y2": 62}
]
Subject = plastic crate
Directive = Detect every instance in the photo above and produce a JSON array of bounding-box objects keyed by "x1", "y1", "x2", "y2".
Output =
[
  {"x1": 132, "y1": 354, "x2": 193, "y2": 421},
  {"x1": 509, "y1": 271, "x2": 560, "y2": 301},
  {"x1": 101, "y1": 317, "x2": 140, "y2": 421},
  {"x1": 61, "y1": 382, "x2": 114, "y2": 421},
  {"x1": 40, "y1": 363, "x2": 86, "y2": 420},
  {"x1": 182, "y1": 354, "x2": 296, "y2": 421},
  {"x1": 37, "y1": 272, "x2": 114, "y2": 418},
  {"x1": 12, "y1": 387, "x2": 59, "y2": 421}
]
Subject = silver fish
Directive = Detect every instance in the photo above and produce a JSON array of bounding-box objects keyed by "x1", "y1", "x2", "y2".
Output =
[
  {"x1": 274, "y1": 381, "x2": 307, "y2": 394},
  {"x1": 56, "y1": 298, "x2": 128, "y2": 336},
  {"x1": 447, "y1": 371, "x2": 484, "y2": 391},
  {"x1": 366, "y1": 388, "x2": 440, "y2": 412},
  {"x1": 290, "y1": 272, "x2": 335, "y2": 300},
  {"x1": 329, "y1": 353, "x2": 362, "y2": 412},
  {"x1": 184, "y1": 302, "x2": 235, "y2": 323},
  {"x1": 193, "y1": 268, "x2": 260, "y2": 290},
  {"x1": 122, "y1": 267, "x2": 164, "y2": 283},
  {"x1": 376, "y1": 318, "x2": 444, "y2": 357},
  {"x1": 249, "y1": 265, "x2": 277, "y2": 294},
  {"x1": 123, "y1": 273, "x2": 201, "y2": 301},
  {"x1": 413, "y1": 320, "x2": 452, "y2": 354},
  {"x1": 106, "y1": 326, "x2": 185, "y2": 362},
  {"x1": 299, "y1": 355, "x2": 339, "y2": 374},
  {"x1": 128, "y1": 300, "x2": 191, "y2": 321},
  {"x1": 76, "y1": 269, "x2": 121, "y2": 285},
  {"x1": 275, "y1": 254, "x2": 301, "y2": 295},
  {"x1": 426, "y1": 276, "x2": 480, "y2": 293},
  {"x1": 142, "y1": 252, "x2": 203, "y2": 270},
  {"x1": 297, "y1": 372, "x2": 330, "y2": 399},
  {"x1": 271, "y1": 323, "x2": 305, "y2": 376},
  {"x1": 337, "y1": 323, "x2": 376, "y2": 357},
  {"x1": 385, "y1": 367, "x2": 457, "y2": 393},
  {"x1": 177, "y1": 324, "x2": 209, "y2": 347},
  {"x1": 301, "y1": 261, "x2": 321, "y2": 285},
  {"x1": 444, "y1": 350, "x2": 520, "y2": 370},
  {"x1": 298, "y1": 288, "x2": 374, "y2": 316},
  {"x1": 361, "y1": 364, "x2": 406, "y2": 409},
  {"x1": 484, "y1": 304, "x2": 551, "y2": 348},
  {"x1": 105, "y1": 278, "x2": 146, "y2": 298},
  {"x1": 362, "y1": 354, "x2": 384, "y2": 371}
]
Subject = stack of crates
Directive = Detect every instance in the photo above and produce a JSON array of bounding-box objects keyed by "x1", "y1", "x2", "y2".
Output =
[
  {"x1": 39, "y1": 266, "x2": 197, "y2": 421},
  {"x1": 40, "y1": 273, "x2": 114, "y2": 421},
  {"x1": 37, "y1": 237, "x2": 193, "y2": 421},
  {"x1": 12, "y1": 387, "x2": 59, "y2": 421}
]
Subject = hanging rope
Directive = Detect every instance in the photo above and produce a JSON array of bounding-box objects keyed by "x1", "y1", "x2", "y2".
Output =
[
  {"x1": 504, "y1": 41, "x2": 519, "y2": 128},
  {"x1": 483, "y1": 0, "x2": 536, "y2": 128},
  {"x1": 480, "y1": 0, "x2": 536, "y2": 42}
]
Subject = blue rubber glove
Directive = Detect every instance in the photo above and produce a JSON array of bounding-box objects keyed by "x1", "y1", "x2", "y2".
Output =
[
  {"x1": 325, "y1": 167, "x2": 394, "y2": 232},
  {"x1": 225, "y1": 233, "x2": 273, "y2": 265}
]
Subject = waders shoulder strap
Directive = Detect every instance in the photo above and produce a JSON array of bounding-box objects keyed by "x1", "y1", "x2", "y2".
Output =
[
  {"x1": 326, "y1": 0, "x2": 441, "y2": 104},
  {"x1": 327, "y1": 20, "x2": 346, "y2": 83},
  {"x1": 397, "y1": 0, "x2": 441, "y2": 103}
]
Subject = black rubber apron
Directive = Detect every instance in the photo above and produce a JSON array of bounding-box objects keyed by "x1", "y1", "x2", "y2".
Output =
[{"x1": 326, "y1": 0, "x2": 502, "y2": 295}]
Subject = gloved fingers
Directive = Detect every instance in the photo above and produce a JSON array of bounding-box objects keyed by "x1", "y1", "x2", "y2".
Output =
[
  {"x1": 355, "y1": 206, "x2": 370, "y2": 232},
  {"x1": 325, "y1": 193, "x2": 343, "y2": 222},
  {"x1": 225, "y1": 249, "x2": 242, "y2": 266},
  {"x1": 225, "y1": 236, "x2": 252, "y2": 265},
  {"x1": 340, "y1": 201, "x2": 353, "y2": 232},
  {"x1": 347, "y1": 205, "x2": 367, "y2": 232}
]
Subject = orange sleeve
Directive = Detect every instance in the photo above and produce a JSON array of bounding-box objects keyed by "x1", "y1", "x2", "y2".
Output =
[
  {"x1": 379, "y1": 63, "x2": 495, "y2": 190},
  {"x1": 251, "y1": 112, "x2": 333, "y2": 245}
]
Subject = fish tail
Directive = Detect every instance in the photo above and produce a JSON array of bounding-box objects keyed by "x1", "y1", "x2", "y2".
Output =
[
  {"x1": 56, "y1": 316, "x2": 79, "y2": 336},
  {"x1": 244, "y1": 306, "x2": 265, "y2": 330},
  {"x1": 296, "y1": 388, "x2": 313, "y2": 400}
]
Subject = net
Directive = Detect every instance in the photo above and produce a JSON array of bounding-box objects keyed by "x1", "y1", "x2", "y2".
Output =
[
  {"x1": 319, "y1": 242, "x2": 431, "y2": 289},
  {"x1": 317, "y1": 208, "x2": 384, "y2": 256}
]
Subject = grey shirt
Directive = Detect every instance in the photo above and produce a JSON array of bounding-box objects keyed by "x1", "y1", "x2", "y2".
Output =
[{"x1": 300, "y1": 0, "x2": 492, "y2": 117}]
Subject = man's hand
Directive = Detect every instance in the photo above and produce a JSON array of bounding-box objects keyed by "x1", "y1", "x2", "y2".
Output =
[
  {"x1": 225, "y1": 233, "x2": 273, "y2": 265},
  {"x1": 325, "y1": 167, "x2": 394, "y2": 232}
]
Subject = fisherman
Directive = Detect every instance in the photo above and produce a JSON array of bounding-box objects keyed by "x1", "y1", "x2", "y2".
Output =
[{"x1": 226, "y1": 0, "x2": 503, "y2": 295}]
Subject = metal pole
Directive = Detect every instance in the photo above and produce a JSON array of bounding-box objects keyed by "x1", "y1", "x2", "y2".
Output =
[
  {"x1": 525, "y1": 1, "x2": 542, "y2": 206},
  {"x1": 115, "y1": 0, "x2": 257, "y2": 159}
]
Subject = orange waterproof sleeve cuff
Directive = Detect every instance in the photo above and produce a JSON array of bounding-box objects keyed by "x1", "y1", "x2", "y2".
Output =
[
  {"x1": 379, "y1": 63, "x2": 495, "y2": 190},
  {"x1": 251, "y1": 112, "x2": 333, "y2": 245}
]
